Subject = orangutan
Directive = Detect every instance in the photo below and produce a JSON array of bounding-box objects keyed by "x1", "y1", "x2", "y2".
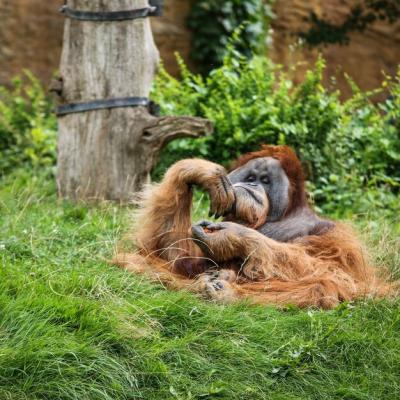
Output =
[{"x1": 113, "y1": 145, "x2": 393, "y2": 309}]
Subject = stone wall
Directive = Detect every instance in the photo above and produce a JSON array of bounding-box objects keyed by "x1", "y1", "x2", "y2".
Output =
[
  {"x1": 270, "y1": 0, "x2": 400, "y2": 99},
  {"x1": 0, "y1": 0, "x2": 64, "y2": 86},
  {"x1": 0, "y1": 0, "x2": 193, "y2": 86},
  {"x1": 151, "y1": 0, "x2": 195, "y2": 76},
  {"x1": 0, "y1": 0, "x2": 399, "y2": 99}
]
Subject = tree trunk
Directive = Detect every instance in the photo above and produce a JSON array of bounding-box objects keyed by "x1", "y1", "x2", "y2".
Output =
[{"x1": 56, "y1": 0, "x2": 211, "y2": 201}]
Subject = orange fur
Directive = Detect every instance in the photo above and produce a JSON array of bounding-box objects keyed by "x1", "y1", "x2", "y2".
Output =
[
  {"x1": 193, "y1": 222, "x2": 391, "y2": 308},
  {"x1": 113, "y1": 147, "x2": 395, "y2": 309}
]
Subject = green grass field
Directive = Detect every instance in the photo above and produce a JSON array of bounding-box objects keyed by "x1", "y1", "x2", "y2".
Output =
[{"x1": 1, "y1": 171, "x2": 399, "y2": 400}]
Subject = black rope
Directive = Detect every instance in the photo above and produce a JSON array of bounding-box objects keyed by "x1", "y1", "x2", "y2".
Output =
[
  {"x1": 60, "y1": 5, "x2": 160, "y2": 21},
  {"x1": 57, "y1": 97, "x2": 160, "y2": 116},
  {"x1": 149, "y1": 0, "x2": 163, "y2": 17}
]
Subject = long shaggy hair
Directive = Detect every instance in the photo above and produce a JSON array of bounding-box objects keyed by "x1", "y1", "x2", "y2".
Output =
[{"x1": 113, "y1": 146, "x2": 396, "y2": 309}]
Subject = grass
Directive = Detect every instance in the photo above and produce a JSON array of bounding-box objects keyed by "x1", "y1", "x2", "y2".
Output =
[{"x1": 0, "y1": 170, "x2": 399, "y2": 400}]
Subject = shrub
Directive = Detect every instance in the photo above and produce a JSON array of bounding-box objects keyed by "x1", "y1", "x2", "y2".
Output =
[
  {"x1": 152, "y1": 51, "x2": 400, "y2": 217},
  {"x1": 0, "y1": 72, "x2": 57, "y2": 175},
  {"x1": 188, "y1": 0, "x2": 274, "y2": 75},
  {"x1": 1, "y1": 60, "x2": 399, "y2": 218}
]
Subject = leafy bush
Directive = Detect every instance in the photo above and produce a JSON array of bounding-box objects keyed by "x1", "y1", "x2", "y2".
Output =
[
  {"x1": 0, "y1": 72, "x2": 57, "y2": 175},
  {"x1": 1, "y1": 59, "x2": 399, "y2": 218},
  {"x1": 188, "y1": 0, "x2": 274, "y2": 75},
  {"x1": 152, "y1": 51, "x2": 400, "y2": 217}
]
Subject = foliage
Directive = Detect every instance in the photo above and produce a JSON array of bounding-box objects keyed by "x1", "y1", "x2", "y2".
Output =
[
  {"x1": 0, "y1": 72, "x2": 57, "y2": 176},
  {"x1": 187, "y1": 0, "x2": 275, "y2": 75},
  {"x1": 298, "y1": 0, "x2": 400, "y2": 46},
  {"x1": 1, "y1": 57, "x2": 399, "y2": 217},
  {"x1": 152, "y1": 51, "x2": 400, "y2": 217},
  {"x1": 0, "y1": 171, "x2": 399, "y2": 399}
]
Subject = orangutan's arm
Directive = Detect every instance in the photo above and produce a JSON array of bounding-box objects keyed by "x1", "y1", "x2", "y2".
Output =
[{"x1": 133, "y1": 159, "x2": 235, "y2": 262}]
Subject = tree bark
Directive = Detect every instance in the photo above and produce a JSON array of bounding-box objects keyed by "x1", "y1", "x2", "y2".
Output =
[{"x1": 56, "y1": 0, "x2": 211, "y2": 201}]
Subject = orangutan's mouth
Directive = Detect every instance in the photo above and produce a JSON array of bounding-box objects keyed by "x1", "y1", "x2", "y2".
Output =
[{"x1": 234, "y1": 184, "x2": 264, "y2": 206}]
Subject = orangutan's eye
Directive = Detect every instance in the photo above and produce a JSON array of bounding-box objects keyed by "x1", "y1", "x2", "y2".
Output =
[{"x1": 261, "y1": 176, "x2": 270, "y2": 184}]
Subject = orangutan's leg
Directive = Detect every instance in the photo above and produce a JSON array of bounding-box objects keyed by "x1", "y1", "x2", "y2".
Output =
[
  {"x1": 190, "y1": 220, "x2": 361, "y2": 308},
  {"x1": 192, "y1": 269, "x2": 238, "y2": 303}
]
